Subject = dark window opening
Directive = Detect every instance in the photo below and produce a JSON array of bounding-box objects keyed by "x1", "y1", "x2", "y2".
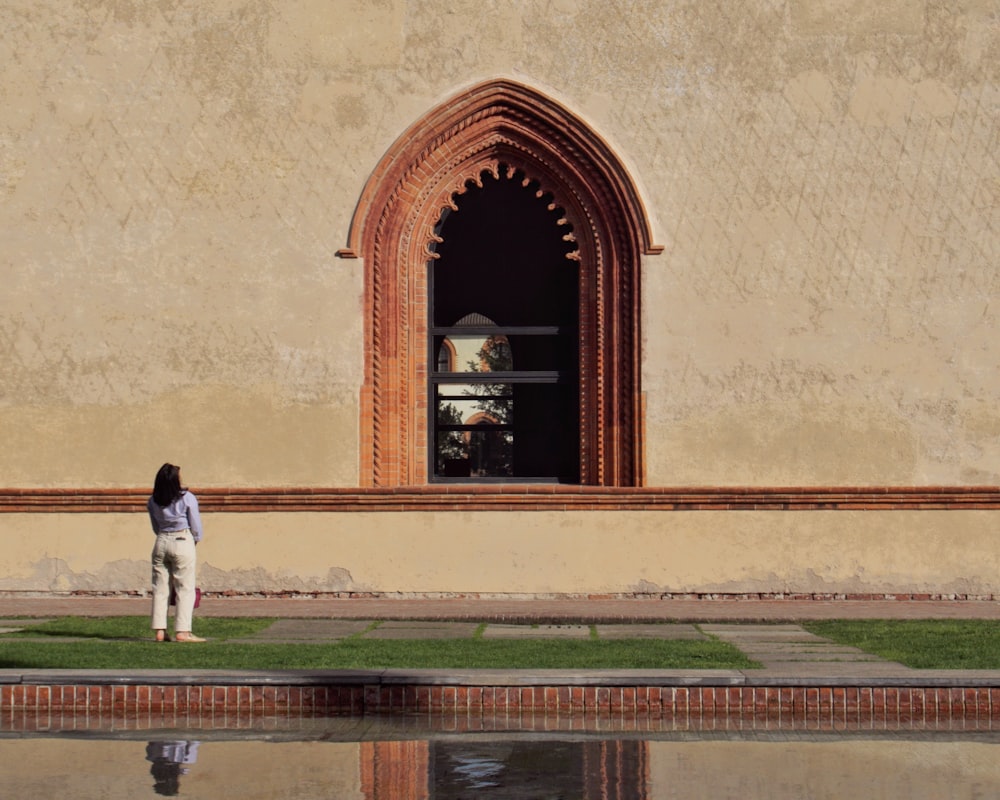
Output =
[{"x1": 430, "y1": 165, "x2": 579, "y2": 482}]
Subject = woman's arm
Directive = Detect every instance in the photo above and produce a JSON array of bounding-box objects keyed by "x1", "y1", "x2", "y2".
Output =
[
  {"x1": 185, "y1": 492, "x2": 203, "y2": 543},
  {"x1": 147, "y1": 496, "x2": 161, "y2": 533}
]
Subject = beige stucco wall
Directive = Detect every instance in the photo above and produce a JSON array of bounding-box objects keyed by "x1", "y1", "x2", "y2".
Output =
[
  {"x1": 1, "y1": 509, "x2": 996, "y2": 596},
  {"x1": 641, "y1": 1, "x2": 999, "y2": 486},
  {"x1": 1, "y1": 0, "x2": 997, "y2": 488},
  {"x1": 1, "y1": 2, "x2": 996, "y2": 595}
]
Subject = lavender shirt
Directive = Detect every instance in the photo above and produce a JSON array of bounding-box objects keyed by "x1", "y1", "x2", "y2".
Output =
[{"x1": 147, "y1": 491, "x2": 203, "y2": 543}]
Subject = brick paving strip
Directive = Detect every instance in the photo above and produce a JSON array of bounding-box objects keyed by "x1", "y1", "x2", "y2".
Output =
[
  {"x1": 2, "y1": 596, "x2": 999, "y2": 734},
  {"x1": 2, "y1": 595, "x2": 999, "y2": 621}
]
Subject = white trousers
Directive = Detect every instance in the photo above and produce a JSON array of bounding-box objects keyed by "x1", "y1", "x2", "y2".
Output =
[{"x1": 151, "y1": 532, "x2": 197, "y2": 632}]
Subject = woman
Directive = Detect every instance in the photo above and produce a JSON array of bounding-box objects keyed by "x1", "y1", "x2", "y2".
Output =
[{"x1": 148, "y1": 463, "x2": 205, "y2": 642}]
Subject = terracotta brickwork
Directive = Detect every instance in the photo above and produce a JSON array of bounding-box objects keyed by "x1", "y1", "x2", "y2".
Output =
[
  {"x1": 343, "y1": 80, "x2": 660, "y2": 487},
  {"x1": 1, "y1": 486, "x2": 997, "y2": 513},
  {"x1": 3, "y1": 681, "x2": 999, "y2": 734}
]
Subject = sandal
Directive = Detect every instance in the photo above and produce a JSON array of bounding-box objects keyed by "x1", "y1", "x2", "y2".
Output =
[
  {"x1": 154, "y1": 630, "x2": 170, "y2": 643},
  {"x1": 175, "y1": 634, "x2": 206, "y2": 643}
]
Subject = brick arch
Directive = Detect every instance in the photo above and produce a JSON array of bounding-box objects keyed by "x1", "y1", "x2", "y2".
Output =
[{"x1": 341, "y1": 80, "x2": 661, "y2": 487}]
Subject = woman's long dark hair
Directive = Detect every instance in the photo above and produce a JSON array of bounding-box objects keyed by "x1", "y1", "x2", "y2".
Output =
[{"x1": 152, "y1": 463, "x2": 185, "y2": 507}]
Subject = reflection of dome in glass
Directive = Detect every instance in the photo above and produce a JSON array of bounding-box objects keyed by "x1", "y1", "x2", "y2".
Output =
[
  {"x1": 453, "y1": 312, "x2": 494, "y2": 327},
  {"x1": 437, "y1": 314, "x2": 513, "y2": 374}
]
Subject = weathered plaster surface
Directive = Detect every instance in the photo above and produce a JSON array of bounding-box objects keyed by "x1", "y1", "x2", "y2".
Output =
[
  {"x1": 1, "y1": 0, "x2": 996, "y2": 488},
  {"x1": 0, "y1": 2, "x2": 996, "y2": 595},
  {"x1": 1, "y1": 510, "x2": 996, "y2": 596}
]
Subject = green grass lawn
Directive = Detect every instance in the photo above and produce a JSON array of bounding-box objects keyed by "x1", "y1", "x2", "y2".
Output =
[
  {"x1": 0, "y1": 617, "x2": 758, "y2": 671},
  {"x1": 803, "y1": 619, "x2": 1000, "y2": 669}
]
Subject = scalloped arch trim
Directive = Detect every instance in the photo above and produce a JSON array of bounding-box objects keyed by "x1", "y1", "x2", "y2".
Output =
[
  {"x1": 349, "y1": 80, "x2": 659, "y2": 487},
  {"x1": 340, "y1": 80, "x2": 661, "y2": 259}
]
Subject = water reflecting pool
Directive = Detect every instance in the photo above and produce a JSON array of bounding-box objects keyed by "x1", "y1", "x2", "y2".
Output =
[{"x1": 2, "y1": 732, "x2": 999, "y2": 798}]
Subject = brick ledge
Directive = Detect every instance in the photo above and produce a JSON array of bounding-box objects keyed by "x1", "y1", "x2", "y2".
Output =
[{"x1": 0, "y1": 486, "x2": 998, "y2": 513}]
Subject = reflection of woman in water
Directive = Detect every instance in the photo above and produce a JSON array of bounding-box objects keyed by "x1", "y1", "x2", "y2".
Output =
[{"x1": 146, "y1": 741, "x2": 199, "y2": 796}]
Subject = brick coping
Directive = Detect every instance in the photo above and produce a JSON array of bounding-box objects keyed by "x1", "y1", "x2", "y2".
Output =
[
  {"x1": 4, "y1": 669, "x2": 1000, "y2": 688},
  {"x1": 4, "y1": 678, "x2": 999, "y2": 735},
  {"x1": 2, "y1": 485, "x2": 999, "y2": 513}
]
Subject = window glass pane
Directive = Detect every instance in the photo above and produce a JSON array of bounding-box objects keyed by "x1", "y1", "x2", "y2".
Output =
[
  {"x1": 437, "y1": 383, "x2": 513, "y2": 428},
  {"x1": 429, "y1": 165, "x2": 580, "y2": 482},
  {"x1": 436, "y1": 342, "x2": 454, "y2": 372},
  {"x1": 436, "y1": 429, "x2": 514, "y2": 477},
  {"x1": 505, "y1": 334, "x2": 573, "y2": 372},
  {"x1": 436, "y1": 395, "x2": 513, "y2": 426},
  {"x1": 435, "y1": 335, "x2": 512, "y2": 373},
  {"x1": 509, "y1": 383, "x2": 579, "y2": 479}
]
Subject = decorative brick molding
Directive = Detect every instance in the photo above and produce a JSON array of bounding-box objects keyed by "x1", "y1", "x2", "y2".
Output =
[
  {"x1": 3, "y1": 681, "x2": 999, "y2": 734},
  {"x1": 1, "y1": 486, "x2": 997, "y2": 513},
  {"x1": 340, "y1": 80, "x2": 662, "y2": 488}
]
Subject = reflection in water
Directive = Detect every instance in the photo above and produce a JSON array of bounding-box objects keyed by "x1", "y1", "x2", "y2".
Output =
[
  {"x1": 448, "y1": 751, "x2": 504, "y2": 788},
  {"x1": 145, "y1": 741, "x2": 199, "y2": 796},
  {"x1": 430, "y1": 740, "x2": 645, "y2": 799},
  {"x1": 2, "y1": 735, "x2": 999, "y2": 799}
]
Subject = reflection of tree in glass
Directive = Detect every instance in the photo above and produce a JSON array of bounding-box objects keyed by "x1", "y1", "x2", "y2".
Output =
[
  {"x1": 465, "y1": 336, "x2": 513, "y2": 425},
  {"x1": 476, "y1": 336, "x2": 513, "y2": 371},
  {"x1": 462, "y1": 336, "x2": 514, "y2": 475},
  {"x1": 437, "y1": 401, "x2": 468, "y2": 471}
]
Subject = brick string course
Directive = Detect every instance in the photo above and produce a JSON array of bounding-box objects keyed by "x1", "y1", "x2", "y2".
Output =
[{"x1": 2, "y1": 485, "x2": 999, "y2": 513}]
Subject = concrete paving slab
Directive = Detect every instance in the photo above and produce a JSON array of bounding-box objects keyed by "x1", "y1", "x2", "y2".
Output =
[
  {"x1": 0, "y1": 619, "x2": 54, "y2": 626},
  {"x1": 377, "y1": 668, "x2": 749, "y2": 686},
  {"x1": 363, "y1": 621, "x2": 480, "y2": 639},
  {"x1": 732, "y1": 641, "x2": 865, "y2": 648},
  {"x1": 701, "y1": 622, "x2": 910, "y2": 670},
  {"x1": 750, "y1": 653, "x2": 887, "y2": 663},
  {"x1": 482, "y1": 624, "x2": 592, "y2": 639},
  {"x1": 701, "y1": 625, "x2": 829, "y2": 642},
  {"x1": 702, "y1": 624, "x2": 808, "y2": 631},
  {"x1": 594, "y1": 624, "x2": 707, "y2": 640},
  {"x1": 245, "y1": 619, "x2": 373, "y2": 641},
  {"x1": 2, "y1": 636, "x2": 115, "y2": 644},
  {"x1": 3, "y1": 595, "x2": 1000, "y2": 622},
  {"x1": 750, "y1": 662, "x2": 913, "y2": 678},
  {"x1": 734, "y1": 645, "x2": 883, "y2": 656}
]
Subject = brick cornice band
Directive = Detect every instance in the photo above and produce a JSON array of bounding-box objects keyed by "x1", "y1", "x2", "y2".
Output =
[{"x1": 1, "y1": 486, "x2": 997, "y2": 513}]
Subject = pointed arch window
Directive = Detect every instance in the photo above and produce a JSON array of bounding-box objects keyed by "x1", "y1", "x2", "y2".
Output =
[
  {"x1": 431, "y1": 165, "x2": 580, "y2": 481},
  {"x1": 342, "y1": 80, "x2": 662, "y2": 487}
]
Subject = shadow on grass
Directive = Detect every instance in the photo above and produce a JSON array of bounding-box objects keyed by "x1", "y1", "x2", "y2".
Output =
[{"x1": 1, "y1": 616, "x2": 275, "y2": 645}]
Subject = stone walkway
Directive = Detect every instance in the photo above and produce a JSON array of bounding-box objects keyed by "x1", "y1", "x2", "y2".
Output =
[{"x1": 2, "y1": 596, "x2": 999, "y2": 686}]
